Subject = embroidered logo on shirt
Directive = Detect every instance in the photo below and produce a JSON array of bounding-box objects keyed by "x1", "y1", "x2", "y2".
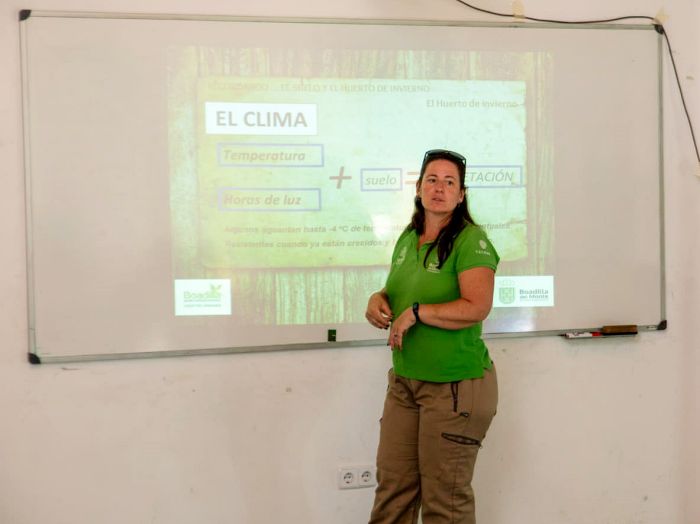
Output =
[
  {"x1": 475, "y1": 238, "x2": 492, "y2": 256},
  {"x1": 395, "y1": 246, "x2": 407, "y2": 266},
  {"x1": 426, "y1": 261, "x2": 440, "y2": 273}
]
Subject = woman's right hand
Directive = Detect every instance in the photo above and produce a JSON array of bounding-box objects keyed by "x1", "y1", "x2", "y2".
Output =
[{"x1": 365, "y1": 291, "x2": 393, "y2": 330}]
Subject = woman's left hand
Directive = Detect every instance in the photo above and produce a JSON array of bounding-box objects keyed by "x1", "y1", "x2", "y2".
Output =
[{"x1": 388, "y1": 307, "x2": 417, "y2": 351}]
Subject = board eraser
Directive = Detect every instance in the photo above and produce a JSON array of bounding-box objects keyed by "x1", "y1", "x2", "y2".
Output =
[{"x1": 601, "y1": 325, "x2": 638, "y2": 335}]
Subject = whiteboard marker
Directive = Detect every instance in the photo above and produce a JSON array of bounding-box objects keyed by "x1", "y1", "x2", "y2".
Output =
[{"x1": 563, "y1": 331, "x2": 602, "y2": 339}]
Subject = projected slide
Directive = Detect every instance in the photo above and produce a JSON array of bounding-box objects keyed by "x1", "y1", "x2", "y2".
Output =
[
  {"x1": 169, "y1": 45, "x2": 555, "y2": 329},
  {"x1": 199, "y1": 77, "x2": 525, "y2": 267}
]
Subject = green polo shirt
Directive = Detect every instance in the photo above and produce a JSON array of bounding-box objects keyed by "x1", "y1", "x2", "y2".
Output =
[{"x1": 385, "y1": 224, "x2": 499, "y2": 382}]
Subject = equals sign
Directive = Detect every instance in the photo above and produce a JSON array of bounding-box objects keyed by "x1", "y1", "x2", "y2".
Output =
[{"x1": 405, "y1": 171, "x2": 420, "y2": 185}]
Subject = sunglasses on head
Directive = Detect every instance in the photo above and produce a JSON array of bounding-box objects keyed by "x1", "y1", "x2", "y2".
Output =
[{"x1": 421, "y1": 149, "x2": 467, "y2": 169}]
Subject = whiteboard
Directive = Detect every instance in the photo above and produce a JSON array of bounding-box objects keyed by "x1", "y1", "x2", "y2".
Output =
[{"x1": 20, "y1": 11, "x2": 666, "y2": 363}]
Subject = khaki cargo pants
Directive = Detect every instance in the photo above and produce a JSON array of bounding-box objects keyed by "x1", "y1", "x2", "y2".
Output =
[{"x1": 368, "y1": 365, "x2": 498, "y2": 524}]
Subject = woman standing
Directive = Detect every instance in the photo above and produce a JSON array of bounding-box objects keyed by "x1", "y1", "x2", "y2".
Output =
[{"x1": 365, "y1": 149, "x2": 499, "y2": 524}]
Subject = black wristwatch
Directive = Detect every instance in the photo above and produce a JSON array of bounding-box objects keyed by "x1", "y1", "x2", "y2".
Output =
[{"x1": 412, "y1": 302, "x2": 421, "y2": 323}]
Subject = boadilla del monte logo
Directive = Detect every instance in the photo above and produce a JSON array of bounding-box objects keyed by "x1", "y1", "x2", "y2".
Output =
[
  {"x1": 498, "y1": 279, "x2": 516, "y2": 305},
  {"x1": 175, "y1": 279, "x2": 231, "y2": 316},
  {"x1": 184, "y1": 283, "x2": 222, "y2": 302}
]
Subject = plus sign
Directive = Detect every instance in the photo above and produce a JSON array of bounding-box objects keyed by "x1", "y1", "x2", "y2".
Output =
[{"x1": 329, "y1": 166, "x2": 352, "y2": 189}]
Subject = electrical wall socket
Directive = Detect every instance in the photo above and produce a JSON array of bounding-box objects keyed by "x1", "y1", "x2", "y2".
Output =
[
  {"x1": 358, "y1": 466, "x2": 377, "y2": 487},
  {"x1": 337, "y1": 465, "x2": 376, "y2": 490},
  {"x1": 337, "y1": 467, "x2": 358, "y2": 489}
]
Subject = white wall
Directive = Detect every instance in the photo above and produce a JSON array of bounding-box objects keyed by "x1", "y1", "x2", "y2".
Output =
[{"x1": 1, "y1": 1, "x2": 698, "y2": 523}]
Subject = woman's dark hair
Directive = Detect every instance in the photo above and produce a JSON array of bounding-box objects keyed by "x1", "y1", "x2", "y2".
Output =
[{"x1": 408, "y1": 149, "x2": 477, "y2": 269}]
